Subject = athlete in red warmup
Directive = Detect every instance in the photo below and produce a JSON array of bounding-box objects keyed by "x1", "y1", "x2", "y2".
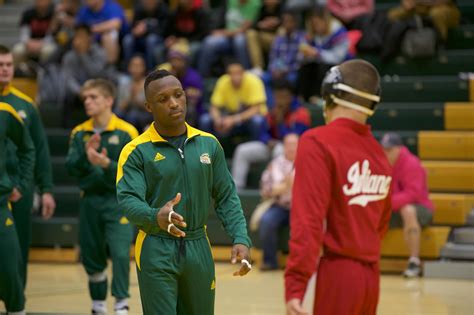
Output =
[{"x1": 285, "y1": 59, "x2": 393, "y2": 315}]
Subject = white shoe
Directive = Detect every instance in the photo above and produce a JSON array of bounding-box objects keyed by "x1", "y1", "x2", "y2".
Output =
[{"x1": 114, "y1": 306, "x2": 129, "y2": 315}]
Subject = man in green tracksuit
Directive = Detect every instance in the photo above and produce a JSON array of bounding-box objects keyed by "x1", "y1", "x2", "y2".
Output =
[
  {"x1": 0, "y1": 45, "x2": 56, "y2": 287},
  {"x1": 117, "y1": 69, "x2": 252, "y2": 315},
  {"x1": 65, "y1": 79, "x2": 138, "y2": 315},
  {"x1": 0, "y1": 102, "x2": 35, "y2": 315}
]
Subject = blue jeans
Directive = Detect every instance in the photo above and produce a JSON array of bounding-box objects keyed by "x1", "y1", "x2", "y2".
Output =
[
  {"x1": 122, "y1": 33, "x2": 163, "y2": 70},
  {"x1": 198, "y1": 34, "x2": 251, "y2": 77},
  {"x1": 199, "y1": 113, "x2": 266, "y2": 141},
  {"x1": 259, "y1": 205, "x2": 290, "y2": 268}
]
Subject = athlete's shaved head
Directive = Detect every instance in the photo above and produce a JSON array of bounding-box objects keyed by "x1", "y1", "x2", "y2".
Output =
[{"x1": 338, "y1": 59, "x2": 380, "y2": 108}]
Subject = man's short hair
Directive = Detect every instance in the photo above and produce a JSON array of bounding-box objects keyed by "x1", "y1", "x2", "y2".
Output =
[
  {"x1": 272, "y1": 79, "x2": 295, "y2": 94},
  {"x1": 0, "y1": 44, "x2": 11, "y2": 55},
  {"x1": 81, "y1": 78, "x2": 116, "y2": 99},
  {"x1": 338, "y1": 59, "x2": 381, "y2": 108},
  {"x1": 75, "y1": 23, "x2": 92, "y2": 35},
  {"x1": 144, "y1": 69, "x2": 173, "y2": 93}
]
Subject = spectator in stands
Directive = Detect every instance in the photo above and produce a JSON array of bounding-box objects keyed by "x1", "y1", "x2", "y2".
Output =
[
  {"x1": 161, "y1": 0, "x2": 210, "y2": 66},
  {"x1": 76, "y1": 0, "x2": 128, "y2": 64},
  {"x1": 158, "y1": 41, "x2": 204, "y2": 127},
  {"x1": 48, "y1": 0, "x2": 81, "y2": 62},
  {"x1": 62, "y1": 24, "x2": 110, "y2": 127},
  {"x1": 199, "y1": 60, "x2": 267, "y2": 144},
  {"x1": 246, "y1": 0, "x2": 282, "y2": 76},
  {"x1": 198, "y1": 0, "x2": 261, "y2": 77},
  {"x1": 388, "y1": 0, "x2": 460, "y2": 42},
  {"x1": 122, "y1": 0, "x2": 169, "y2": 70},
  {"x1": 232, "y1": 80, "x2": 310, "y2": 189},
  {"x1": 327, "y1": 0, "x2": 374, "y2": 29},
  {"x1": 381, "y1": 132, "x2": 434, "y2": 278},
  {"x1": 262, "y1": 10, "x2": 304, "y2": 106},
  {"x1": 297, "y1": 6, "x2": 349, "y2": 103},
  {"x1": 13, "y1": 0, "x2": 56, "y2": 68},
  {"x1": 116, "y1": 55, "x2": 152, "y2": 132},
  {"x1": 258, "y1": 133, "x2": 299, "y2": 270}
]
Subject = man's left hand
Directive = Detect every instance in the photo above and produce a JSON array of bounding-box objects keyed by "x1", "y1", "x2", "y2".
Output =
[
  {"x1": 41, "y1": 193, "x2": 56, "y2": 220},
  {"x1": 231, "y1": 244, "x2": 252, "y2": 276},
  {"x1": 87, "y1": 147, "x2": 111, "y2": 169}
]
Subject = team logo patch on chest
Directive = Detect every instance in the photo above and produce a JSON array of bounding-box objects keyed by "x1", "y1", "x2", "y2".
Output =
[
  {"x1": 200, "y1": 153, "x2": 211, "y2": 164},
  {"x1": 17, "y1": 110, "x2": 27, "y2": 120},
  {"x1": 108, "y1": 135, "x2": 119, "y2": 145},
  {"x1": 154, "y1": 152, "x2": 166, "y2": 161},
  {"x1": 342, "y1": 160, "x2": 392, "y2": 207}
]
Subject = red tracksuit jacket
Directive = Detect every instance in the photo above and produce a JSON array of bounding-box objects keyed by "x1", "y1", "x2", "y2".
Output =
[{"x1": 285, "y1": 118, "x2": 393, "y2": 301}]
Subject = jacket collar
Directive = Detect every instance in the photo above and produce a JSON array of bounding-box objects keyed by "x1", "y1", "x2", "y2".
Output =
[
  {"x1": 148, "y1": 122, "x2": 201, "y2": 143},
  {"x1": 81, "y1": 114, "x2": 120, "y2": 132}
]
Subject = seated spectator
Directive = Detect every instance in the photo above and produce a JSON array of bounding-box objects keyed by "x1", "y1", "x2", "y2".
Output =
[
  {"x1": 199, "y1": 60, "x2": 267, "y2": 145},
  {"x1": 62, "y1": 24, "x2": 110, "y2": 127},
  {"x1": 258, "y1": 133, "x2": 299, "y2": 270},
  {"x1": 158, "y1": 41, "x2": 204, "y2": 127},
  {"x1": 161, "y1": 0, "x2": 210, "y2": 66},
  {"x1": 13, "y1": 0, "x2": 56, "y2": 68},
  {"x1": 327, "y1": 0, "x2": 374, "y2": 29},
  {"x1": 232, "y1": 80, "x2": 310, "y2": 189},
  {"x1": 76, "y1": 0, "x2": 128, "y2": 64},
  {"x1": 381, "y1": 132, "x2": 434, "y2": 278},
  {"x1": 297, "y1": 6, "x2": 349, "y2": 103},
  {"x1": 262, "y1": 10, "x2": 304, "y2": 106},
  {"x1": 122, "y1": 0, "x2": 169, "y2": 70},
  {"x1": 246, "y1": 0, "x2": 282, "y2": 76},
  {"x1": 48, "y1": 0, "x2": 81, "y2": 62},
  {"x1": 198, "y1": 0, "x2": 260, "y2": 77},
  {"x1": 116, "y1": 55, "x2": 152, "y2": 132},
  {"x1": 388, "y1": 0, "x2": 460, "y2": 42}
]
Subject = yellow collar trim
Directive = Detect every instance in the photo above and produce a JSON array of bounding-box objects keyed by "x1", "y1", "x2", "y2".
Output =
[
  {"x1": 1, "y1": 83, "x2": 11, "y2": 96},
  {"x1": 80, "y1": 114, "x2": 119, "y2": 132},
  {"x1": 148, "y1": 122, "x2": 202, "y2": 142}
]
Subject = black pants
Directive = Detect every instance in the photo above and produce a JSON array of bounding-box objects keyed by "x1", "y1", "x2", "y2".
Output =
[{"x1": 296, "y1": 62, "x2": 334, "y2": 102}]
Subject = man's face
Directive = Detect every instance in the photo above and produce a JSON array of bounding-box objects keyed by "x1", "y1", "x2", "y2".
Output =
[
  {"x1": 82, "y1": 88, "x2": 113, "y2": 117},
  {"x1": 35, "y1": 0, "x2": 51, "y2": 11},
  {"x1": 72, "y1": 29, "x2": 91, "y2": 53},
  {"x1": 179, "y1": 0, "x2": 193, "y2": 10},
  {"x1": 169, "y1": 56, "x2": 186, "y2": 75},
  {"x1": 145, "y1": 76, "x2": 187, "y2": 130},
  {"x1": 282, "y1": 14, "x2": 296, "y2": 33},
  {"x1": 311, "y1": 16, "x2": 327, "y2": 36},
  {"x1": 273, "y1": 89, "x2": 292, "y2": 114},
  {"x1": 0, "y1": 53, "x2": 14, "y2": 86},
  {"x1": 128, "y1": 56, "x2": 146, "y2": 79},
  {"x1": 283, "y1": 133, "x2": 299, "y2": 161},
  {"x1": 142, "y1": 0, "x2": 159, "y2": 11},
  {"x1": 228, "y1": 64, "x2": 244, "y2": 88},
  {"x1": 85, "y1": 0, "x2": 103, "y2": 10}
]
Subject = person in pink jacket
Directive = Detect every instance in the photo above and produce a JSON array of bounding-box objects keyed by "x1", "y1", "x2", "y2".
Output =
[{"x1": 381, "y1": 132, "x2": 434, "y2": 278}]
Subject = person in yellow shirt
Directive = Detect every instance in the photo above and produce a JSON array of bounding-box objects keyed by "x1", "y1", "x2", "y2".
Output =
[{"x1": 199, "y1": 61, "x2": 267, "y2": 143}]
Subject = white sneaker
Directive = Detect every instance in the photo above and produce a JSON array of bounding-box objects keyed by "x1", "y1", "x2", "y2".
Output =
[{"x1": 114, "y1": 306, "x2": 129, "y2": 315}]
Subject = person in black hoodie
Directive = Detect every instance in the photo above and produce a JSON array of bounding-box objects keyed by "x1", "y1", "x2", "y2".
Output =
[{"x1": 122, "y1": 0, "x2": 170, "y2": 70}]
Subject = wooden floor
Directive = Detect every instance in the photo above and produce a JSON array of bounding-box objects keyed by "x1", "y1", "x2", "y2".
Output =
[{"x1": 1, "y1": 263, "x2": 473, "y2": 314}]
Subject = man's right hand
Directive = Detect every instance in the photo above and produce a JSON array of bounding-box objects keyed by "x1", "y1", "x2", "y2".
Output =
[
  {"x1": 286, "y1": 298, "x2": 309, "y2": 315},
  {"x1": 156, "y1": 193, "x2": 187, "y2": 237}
]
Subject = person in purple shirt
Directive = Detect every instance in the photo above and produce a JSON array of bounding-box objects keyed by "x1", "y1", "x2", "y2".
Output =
[
  {"x1": 160, "y1": 41, "x2": 204, "y2": 127},
  {"x1": 76, "y1": 0, "x2": 128, "y2": 64},
  {"x1": 382, "y1": 132, "x2": 434, "y2": 279}
]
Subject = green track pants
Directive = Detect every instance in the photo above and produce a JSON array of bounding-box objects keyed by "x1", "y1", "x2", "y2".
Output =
[
  {"x1": 0, "y1": 196, "x2": 25, "y2": 312},
  {"x1": 79, "y1": 193, "x2": 133, "y2": 301},
  {"x1": 135, "y1": 228, "x2": 216, "y2": 315}
]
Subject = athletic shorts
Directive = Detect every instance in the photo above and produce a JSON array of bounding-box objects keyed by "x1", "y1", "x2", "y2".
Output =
[{"x1": 390, "y1": 204, "x2": 433, "y2": 228}]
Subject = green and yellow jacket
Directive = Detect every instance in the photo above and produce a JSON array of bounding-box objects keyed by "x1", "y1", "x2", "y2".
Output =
[
  {"x1": 0, "y1": 84, "x2": 52, "y2": 194},
  {"x1": 0, "y1": 102, "x2": 35, "y2": 200},
  {"x1": 116, "y1": 123, "x2": 251, "y2": 247},
  {"x1": 66, "y1": 114, "x2": 138, "y2": 195}
]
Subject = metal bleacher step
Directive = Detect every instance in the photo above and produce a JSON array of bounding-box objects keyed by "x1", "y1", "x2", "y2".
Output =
[
  {"x1": 424, "y1": 260, "x2": 474, "y2": 280},
  {"x1": 440, "y1": 242, "x2": 474, "y2": 260},
  {"x1": 453, "y1": 227, "x2": 474, "y2": 244},
  {"x1": 31, "y1": 216, "x2": 79, "y2": 248}
]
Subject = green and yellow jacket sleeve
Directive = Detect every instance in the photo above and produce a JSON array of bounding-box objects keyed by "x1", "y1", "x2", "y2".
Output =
[
  {"x1": 212, "y1": 143, "x2": 252, "y2": 248},
  {"x1": 117, "y1": 146, "x2": 159, "y2": 233},
  {"x1": 28, "y1": 105, "x2": 53, "y2": 193},
  {"x1": 7, "y1": 109, "x2": 35, "y2": 195}
]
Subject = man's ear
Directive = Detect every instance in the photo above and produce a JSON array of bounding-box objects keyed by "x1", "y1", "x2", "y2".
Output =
[{"x1": 145, "y1": 101, "x2": 152, "y2": 113}]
